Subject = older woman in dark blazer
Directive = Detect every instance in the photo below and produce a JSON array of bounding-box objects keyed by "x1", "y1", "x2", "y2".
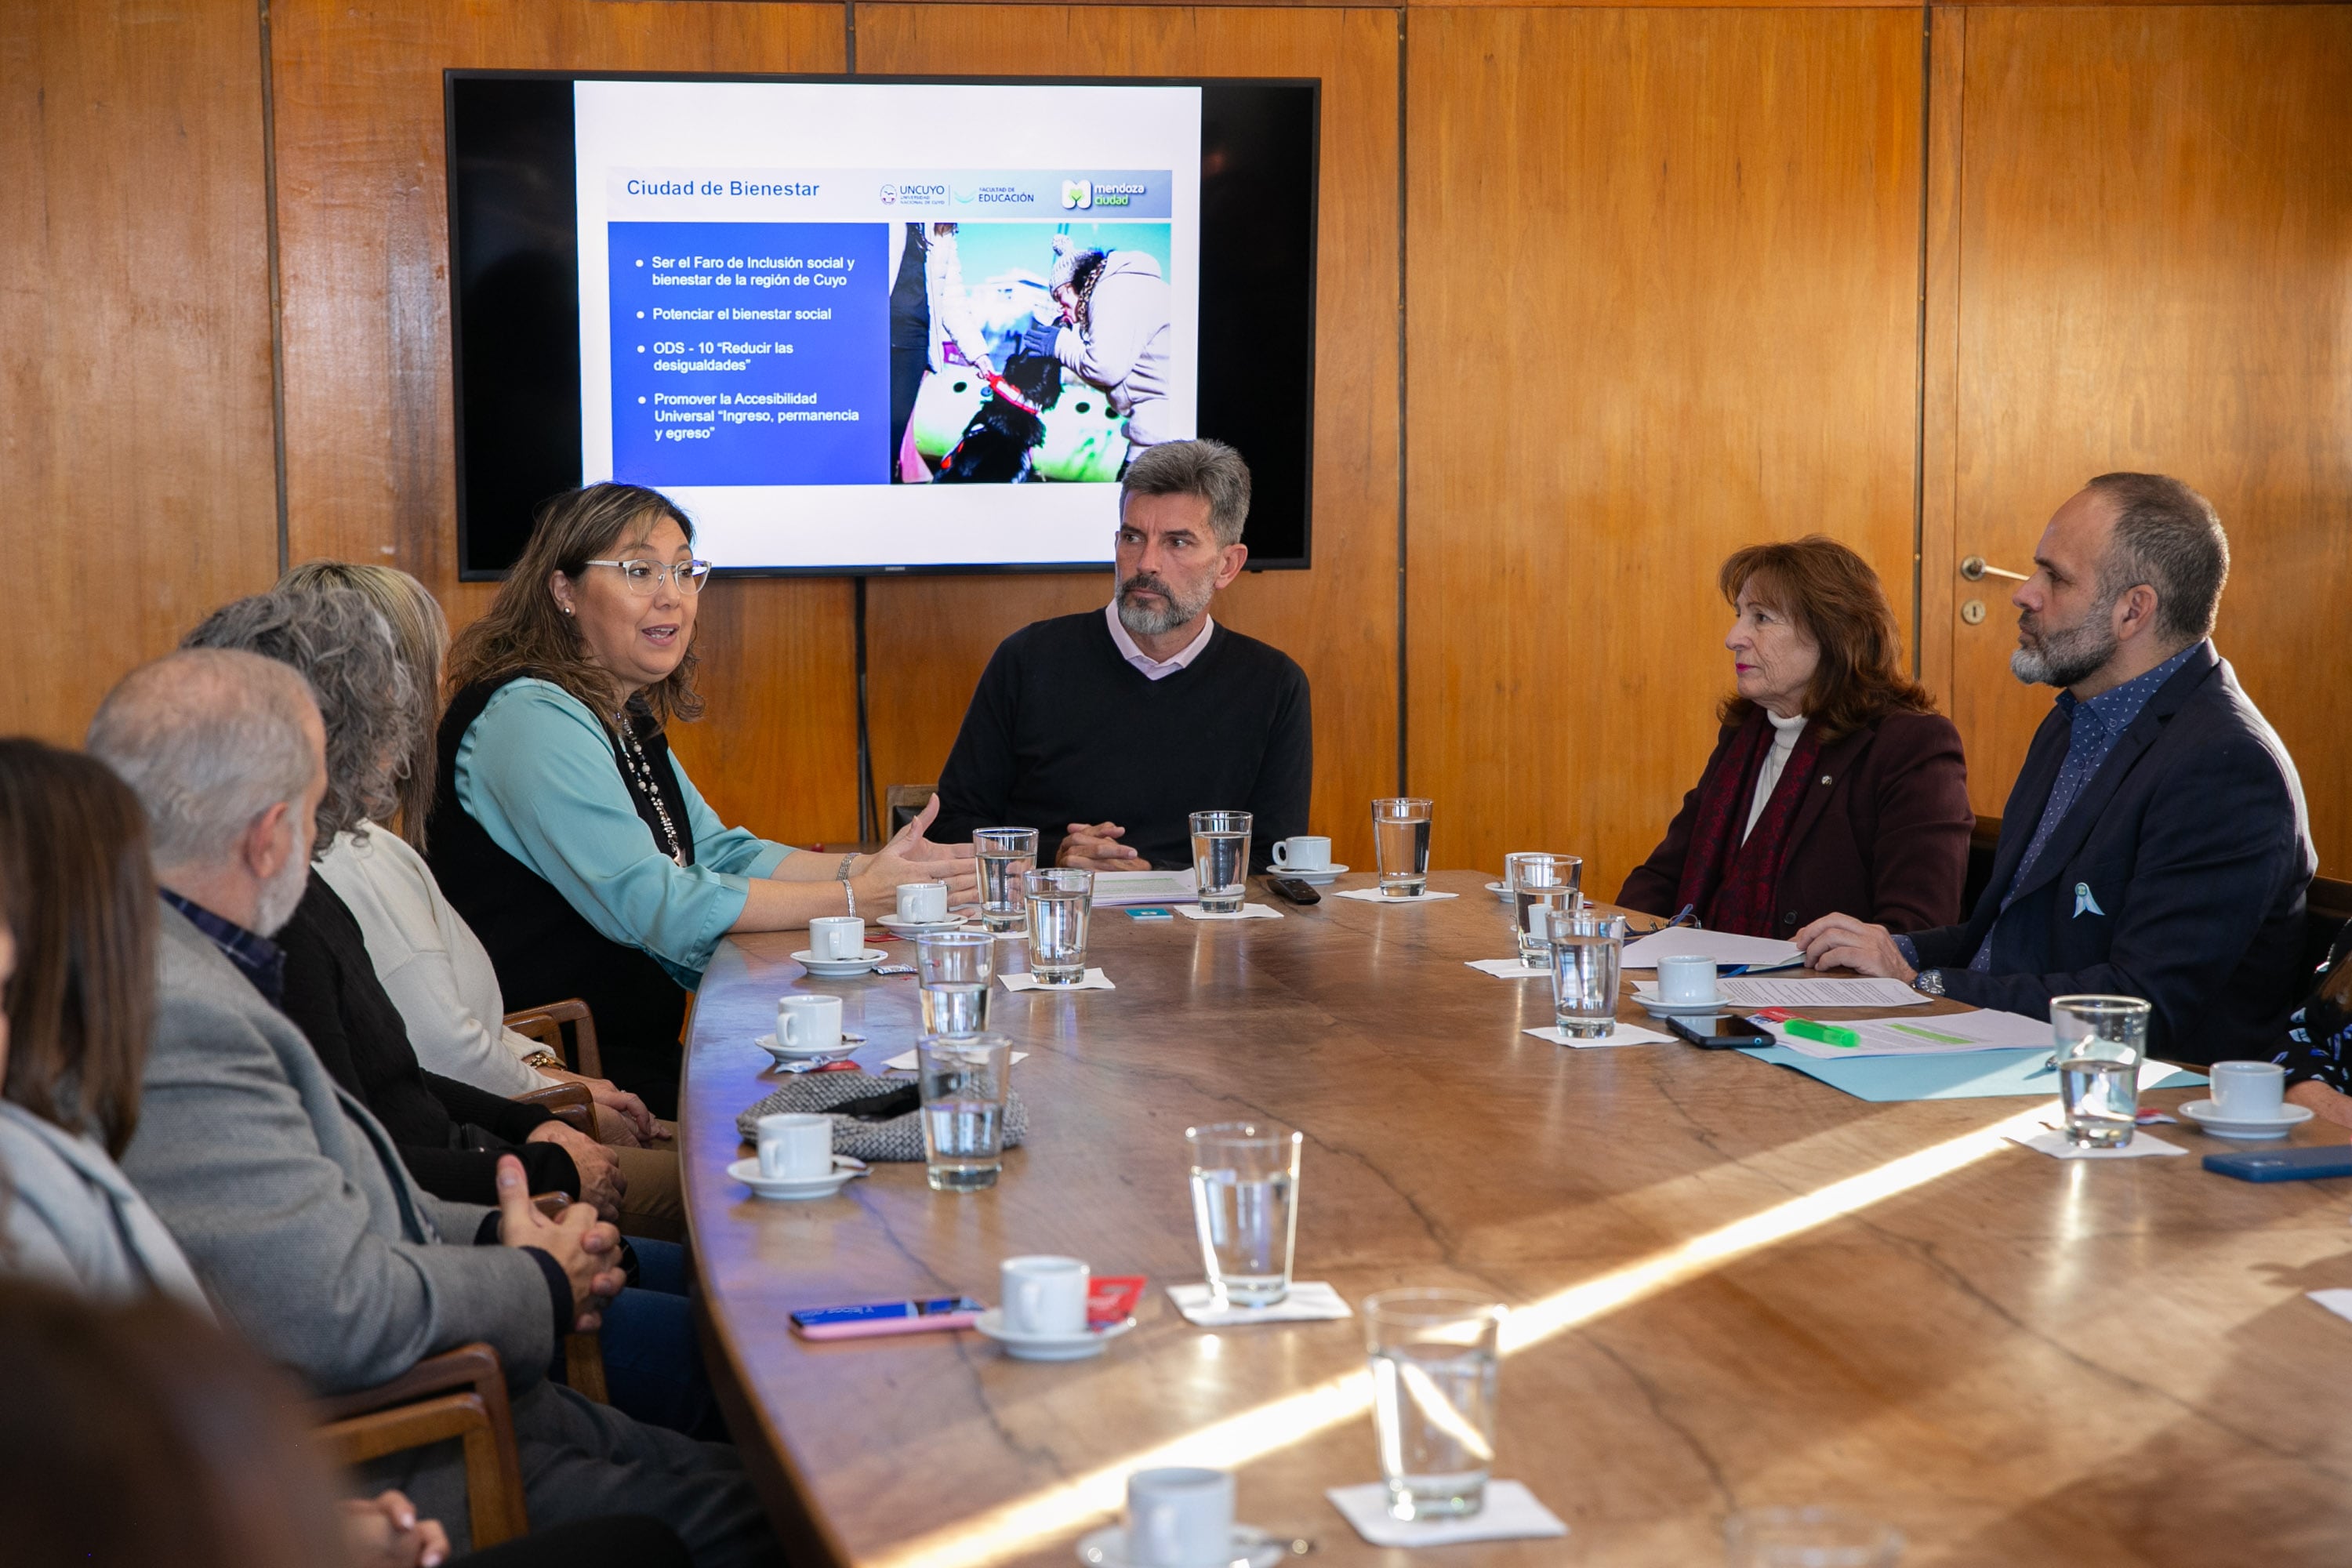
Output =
[{"x1": 1619, "y1": 537, "x2": 1972, "y2": 938}]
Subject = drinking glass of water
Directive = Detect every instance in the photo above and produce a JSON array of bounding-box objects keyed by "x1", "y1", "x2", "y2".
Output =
[
  {"x1": 1184, "y1": 1120, "x2": 1302, "y2": 1308},
  {"x1": 1189, "y1": 810, "x2": 1253, "y2": 914},
  {"x1": 1363, "y1": 1289, "x2": 1504, "y2": 1522},
  {"x1": 1504, "y1": 852, "x2": 1581, "y2": 964},
  {"x1": 1724, "y1": 1507, "x2": 1904, "y2": 1567},
  {"x1": 2052, "y1": 993, "x2": 2150, "y2": 1148},
  {"x1": 1548, "y1": 904, "x2": 1624, "y2": 1037},
  {"x1": 917, "y1": 1033, "x2": 1012, "y2": 1192},
  {"x1": 974, "y1": 827, "x2": 1039, "y2": 932},
  {"x1": 1023, "y1": 867, "x2": 1094, "y2": 985},
  {"x1": 916, "y1": 929, "x2": 993, "y2": 1036},
  {"x1": 1371, "y1": 797, "x2": 1434, "y2": 898}
]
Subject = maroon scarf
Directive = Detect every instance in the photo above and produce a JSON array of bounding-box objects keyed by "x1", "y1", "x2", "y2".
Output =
[{"x1": 1671, "y1": 710, "x2": 1824, "y2": 937}]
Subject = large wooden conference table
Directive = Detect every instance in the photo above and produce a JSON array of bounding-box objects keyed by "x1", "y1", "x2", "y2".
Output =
[{"x1": 679, "y1": 871, "x2": 2352, "y2": 1568}]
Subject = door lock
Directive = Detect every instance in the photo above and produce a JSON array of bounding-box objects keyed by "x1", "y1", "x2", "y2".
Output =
[{"x1": 1961, "y1": 599, "x2": 1987, "y2": 626}]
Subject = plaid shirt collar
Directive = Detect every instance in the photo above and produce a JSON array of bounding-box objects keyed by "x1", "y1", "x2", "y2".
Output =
[{"x1": 159, "y1": 890, "x2": 286, "y2": 1007}]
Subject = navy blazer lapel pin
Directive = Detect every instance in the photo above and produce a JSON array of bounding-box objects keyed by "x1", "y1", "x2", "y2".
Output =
[{"x1": 2073, "y1": 881, "x2": 2106, "y2": 918}]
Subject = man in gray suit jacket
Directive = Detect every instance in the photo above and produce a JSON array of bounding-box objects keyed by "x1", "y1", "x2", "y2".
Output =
[{"x1": 95, "y1": 650, "x2": 781, "y2": 1565}]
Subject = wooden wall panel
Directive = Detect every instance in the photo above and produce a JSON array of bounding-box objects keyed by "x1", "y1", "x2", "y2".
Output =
[
  {"x1": 267, "y1": 1, "x2": 860, "y2": 839},
  {"x1": 856, "y1": 5, "x2": 1402, "y2": 869},
  {"x1": 1937, "y1": 5, "x2": 2352, "y2": 874},
  {"x1": 0, "y1": 0, "x2": 276, "y2": 743},
  {"x1": 1405, "y1": 8, "x2": 1928, "y2": 891}
]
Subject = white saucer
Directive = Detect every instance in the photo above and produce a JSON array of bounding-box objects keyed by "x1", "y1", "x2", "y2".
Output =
[
  {"x1": 1279, "y1": 863, "x2": 1347, "y2": 886},
  {"x1": 726, "y1": 1155, "x2": 869, "y2": 1200},
  {"x1": 877, "y1": 913, "x2": 972, "y2": 936},
  {"x1": 1075, "y1": 1524, "x2": 1289, "y2": 1568},
  {"x1": 753, "y1": 1031, "x2": 858, "y2": 1060},
  {"x1": 1486, "y1": 880, "x2": 1513, "y2": 902},
  {"x1": 973, "y1": 1308, "x2": 1136, "y2": 1362},
  {"x1": 2179, "y1": 1099, "x2": 2313, "y2": 1140},
  {"x1": 1634, "y1": 989, "x2": 1736, "y2": 1016},
  {"x1": 794, "y1": 947, "x2": 889, "y2": 977}
]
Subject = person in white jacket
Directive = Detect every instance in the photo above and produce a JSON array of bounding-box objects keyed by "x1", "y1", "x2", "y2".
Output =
[
  {"x1": 887, "y1": 221, "x2": 996, "y2": 482},
  {"x1": 1040, "y1": 235, "x2": 1174, "y2": 450}
]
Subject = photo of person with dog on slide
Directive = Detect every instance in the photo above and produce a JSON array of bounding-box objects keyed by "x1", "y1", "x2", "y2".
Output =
[{"x1": 893, "y1": 221, "x2": 1175, "y2": 485}]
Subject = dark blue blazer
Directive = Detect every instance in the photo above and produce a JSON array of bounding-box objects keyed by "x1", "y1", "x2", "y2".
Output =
[{"x1": 1914, "y1": 642, "x2": 2314, "y2": 1063}]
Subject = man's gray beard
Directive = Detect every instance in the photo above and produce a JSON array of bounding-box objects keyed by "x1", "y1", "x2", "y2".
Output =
[
  {"x1": 252, "y1": 823, "x2": 316, "y2": 937},
  {"x1": 2010, "y1": 612, "x2": 2118, "y2": 688},
  {"x1": 1116, "y1": 575, "x2": 1214, "y2": 638}
]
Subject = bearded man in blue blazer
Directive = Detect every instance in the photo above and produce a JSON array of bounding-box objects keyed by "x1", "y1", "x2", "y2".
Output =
[{"x1": 1795, "y1": 472, "x2": 2313, "y2": 1064}]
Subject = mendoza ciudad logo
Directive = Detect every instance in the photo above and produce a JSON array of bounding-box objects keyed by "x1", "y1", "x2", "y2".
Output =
[{"x1": 1063, "y1": 177, "x2": 1147, "y2": 210}]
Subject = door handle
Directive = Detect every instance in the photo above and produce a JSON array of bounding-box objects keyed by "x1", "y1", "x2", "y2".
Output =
[{"x1": 1959, "y1": 555, "x2": 2029, "y2": 583}]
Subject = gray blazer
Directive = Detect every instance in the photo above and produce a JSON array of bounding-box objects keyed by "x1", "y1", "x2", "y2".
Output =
[
  {"x1": 121, "y1": 909, "x2": 554, "y2": 1394},
  {"x1": 0, "y1": 1099, "x2": 212, "y2": 1313}
]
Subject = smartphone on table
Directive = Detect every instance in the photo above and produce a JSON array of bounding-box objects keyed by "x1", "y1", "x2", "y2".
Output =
[
  {"x1": 789, "y1": 1296, "x2": 985, "y2": 1340},
  {"x1": 1666, "y1": 1013, "x2": 1775, "y2": 1051}
]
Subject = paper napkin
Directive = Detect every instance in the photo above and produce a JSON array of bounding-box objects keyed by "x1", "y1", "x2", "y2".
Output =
[
  {"x1": 2307, "y1": 1290, "x2": 2352, "y2": 1327},
  {"x1": 1331, "y1": 887, "x2": 1459, "y2": 903},
  {"x1": 1000, "y1": 969, "x2": 1116, "y2": 992},
  {"x1": 1177, "y1": 903, "x2": 1285, "y2": 921},
  {"x1": 1467, "y1": 957, "x2": 1546, "y2": 978},
  {"x1": 1523, "y1": 1023, "x2": 1677, "y2": 1048},
  {"x1": 2005, "y1": 1127, "x2": 2188, "y2": 1160},
  {"x1": 883, "y1": 1049, "x2": 1029, "y2": 1071},
  {"x1": 1326, "y1": 1482, "x2": 1568, "y2": 1546},
  {"x1": 1166, "y1": 1281, "x2": 1352, "y2": 1327}
]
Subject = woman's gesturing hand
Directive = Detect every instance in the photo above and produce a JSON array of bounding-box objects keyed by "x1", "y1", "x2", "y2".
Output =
[{"x1": 858, "y1": 796, "x2": 981, "y2": 903}]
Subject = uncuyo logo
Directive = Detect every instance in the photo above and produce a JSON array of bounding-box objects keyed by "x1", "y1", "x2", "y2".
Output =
[
  {"x1": 1060, "y1": 178, "x2": 1092, "y2": 211},
  {"x1": 878, "y1": 183, "x2": 899, "y2": 205}
]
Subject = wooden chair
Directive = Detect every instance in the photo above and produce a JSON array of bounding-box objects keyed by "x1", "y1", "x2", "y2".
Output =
[
  {"x1": 885, "y1": 782, "x2": 937, "y2": 835},
  {"x1": 509, "y1": 1079, "x2": 597, "y2": 1138},
  {"x1": 314, "y1": 1343, "x2": 529, "y2": 1548},
  {"x1": 505, "y1": 996, "x2": 601, "y2": 1079}
]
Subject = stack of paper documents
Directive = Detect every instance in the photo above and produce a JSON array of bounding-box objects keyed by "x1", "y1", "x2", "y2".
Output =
[
  {"x1": 1762, "y1": 1007, "x2": 2052, "y2": 1058},
  {"x1": 1709, "y1": 976, "x2": 1928, "y2": 1009},
  {"x1": 1089, "y1": 869, "x2": 1199, "y2": 906},
  {"x1": 1621, "y1": 928, "x2": 1802, "y2": 972}
]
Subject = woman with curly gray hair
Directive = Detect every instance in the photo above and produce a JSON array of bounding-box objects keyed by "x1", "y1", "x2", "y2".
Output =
[{"x1": 179, "y1": 590, "x2": 625, "y2": 1227}]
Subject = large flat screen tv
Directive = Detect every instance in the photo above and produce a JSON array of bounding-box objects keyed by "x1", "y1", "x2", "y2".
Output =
[{"x1": 445, "y1": 71, "x2": 1319, "y2": 578}]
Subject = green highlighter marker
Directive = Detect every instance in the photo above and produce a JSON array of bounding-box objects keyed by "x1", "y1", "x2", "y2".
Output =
[{"x1": 1780, "y1": 1018, "x2": 1861, "y2": 1050}]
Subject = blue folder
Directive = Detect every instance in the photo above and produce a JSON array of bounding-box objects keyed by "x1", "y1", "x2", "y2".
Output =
[{"x1": 1736, "y1": 1044, "x2": 2209, "y2": 1103}]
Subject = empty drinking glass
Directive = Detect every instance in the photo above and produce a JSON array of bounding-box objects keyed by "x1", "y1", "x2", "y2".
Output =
[
  {"x1": 1364, "y1": 1290, "x2": 1504, "y2": 1522},
  {"x1": 916, "y1": 929, "x2": 994, "y2": 1036},
  {"x1": 1548, "y1": 905, "x2": 1624, "y2": 1037},
  {"x1": 1504, "y1": 852, "x2": 1582, "y2": 964},
  {"x1": 1724, "y1": 1508, "x2": 1904, "y2": 1567},
  {"x1": 1024, "y1": 867, "x2": 1094, "y2": 985},
  {"x1": 2053, "y1": 993, "x2": 2151, "y2": 1148},
  {"x1": 1189, "y1": 810, "x2": 1253, "y2": 914},
  {"x1": 917, "y1": 1033, "x2": 1012, "y2": 1192},
  {"x1": 1185, "y1": 1120, "x2": 1302, "y2": 1308},
  {"x1": 1372, "y1": 797, "x2": 1434, "y2": 898},
  {"x1": 974, "y1": 828, "x2": 1039, "y2": 932}
]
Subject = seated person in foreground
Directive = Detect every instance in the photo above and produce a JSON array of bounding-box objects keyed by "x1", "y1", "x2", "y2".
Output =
[
  {"x1": 428, "y1": 482, "x2": 973, "y2": 1116},
  {"x1": 1797, "y1": 473, "x2": 2314, "y2": 1063},
  {"x1": 89, "y1": 650, "x2": 782, "y2": 1566},
  {"x1": 928, "y1": 438, "x2": 1312, "y2": 872},
  {"x1": 1618, "y1": 536, "x2": 1971, "y2": 936},
  {"x1": 2276, "y1": 923, "x2": 2352, "y2": 1131}
]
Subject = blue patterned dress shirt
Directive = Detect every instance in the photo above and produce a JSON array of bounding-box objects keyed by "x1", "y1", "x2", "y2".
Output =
[{"x1": 160, "y1": 889, "x2": 288, "y2": 1006}]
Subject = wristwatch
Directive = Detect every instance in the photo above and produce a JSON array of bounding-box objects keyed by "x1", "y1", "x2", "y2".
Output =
[
  {"x1": 520, "y1": 1049, "x2": 566, "y2": 1072},
  {"x1": 1912, "y1": 969, "x2": 1947, "y2": 997}
]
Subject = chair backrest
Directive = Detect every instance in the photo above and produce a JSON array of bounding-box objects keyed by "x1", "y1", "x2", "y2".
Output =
[{"x1": 886, "y1": 783, "x2": 937, "y2": 835}]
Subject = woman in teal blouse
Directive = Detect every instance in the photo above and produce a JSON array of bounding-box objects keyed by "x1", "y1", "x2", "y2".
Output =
[{"x1": 427, "y1": 482, "x2": 976, "y2": 1110}]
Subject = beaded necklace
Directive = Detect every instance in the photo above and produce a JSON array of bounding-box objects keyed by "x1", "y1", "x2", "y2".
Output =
[{"x1": 616, "y1": 722, "x2": 687, "y2": 867}]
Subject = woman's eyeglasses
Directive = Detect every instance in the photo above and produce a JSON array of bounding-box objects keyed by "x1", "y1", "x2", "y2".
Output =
[{"x1": 583, "y1": 558, "x2": 713, "y2": 596}]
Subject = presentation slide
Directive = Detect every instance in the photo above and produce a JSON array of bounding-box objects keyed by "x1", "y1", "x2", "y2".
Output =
[{"x1": 573, "y1": 81, "x2": 1203, "y2": 570}]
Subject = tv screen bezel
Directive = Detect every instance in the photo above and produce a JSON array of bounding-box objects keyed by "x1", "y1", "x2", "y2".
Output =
[{"x1": 443, "y1": 67, "x2": 1321, "y2": 581}]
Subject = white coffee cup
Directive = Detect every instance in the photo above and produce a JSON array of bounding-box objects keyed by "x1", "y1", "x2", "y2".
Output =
[
  {"x1": 896, "y1": 880, "x2": 949, "y2": 924},
  {"x1": 1656, "y1": 953, "x2": 1719, "y2": 1005},
  {"x1": 775, "y1": 993, "x2": 844, "y2": 1052},
  {"x1": 1000, "y1": 1254, "x2": 1090, "y2": 1337},
  {"x1": 2209, "y1": 1059, "x2": 2286, "y2": 1120},
  {"x1": 1125, "y1": 1467, "x2": 1236, "y2": 1568},
  {"x1": 809, "y1": 915, "x2": 866, "y2": 961},
  {"x1": 756, "y1": 1112, "x2": 833, "y2": 1180},
  {"x1": 1271, "y1": 836, "x2": 1332, "y2": 872}
]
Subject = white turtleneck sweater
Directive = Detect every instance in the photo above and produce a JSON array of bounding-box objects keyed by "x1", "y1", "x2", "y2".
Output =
[{"x1": 1743, "y1": 710, "x2": 1811, "y2": 841}]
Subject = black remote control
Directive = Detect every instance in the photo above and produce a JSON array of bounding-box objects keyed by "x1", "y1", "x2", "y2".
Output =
[{"x1": 1267, "y1": 876, "x2": 1322, "y2": 905}]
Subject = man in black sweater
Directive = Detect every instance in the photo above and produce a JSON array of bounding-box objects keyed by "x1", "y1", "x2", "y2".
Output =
[{"x1": 930, "y1": 440, "x2": 1312, "y2": 873}]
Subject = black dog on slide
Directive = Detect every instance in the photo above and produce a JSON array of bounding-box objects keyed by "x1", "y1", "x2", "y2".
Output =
[{"x1": 935, "y1": 352, "x2": 1063, "y2": 483}]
